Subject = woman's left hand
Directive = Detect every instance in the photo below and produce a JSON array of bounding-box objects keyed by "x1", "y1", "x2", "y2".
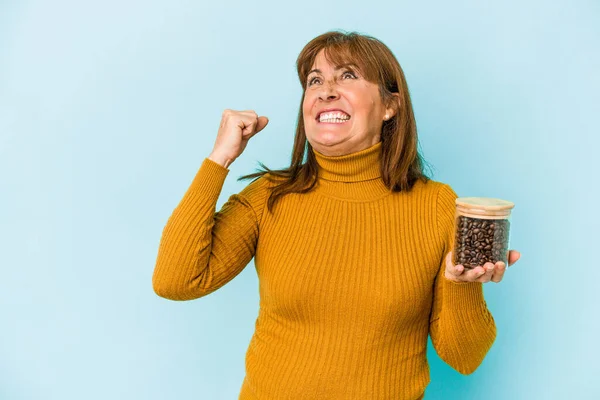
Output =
[{"x1": 444, "y1": 250, "x2": 521, "y2": 284}]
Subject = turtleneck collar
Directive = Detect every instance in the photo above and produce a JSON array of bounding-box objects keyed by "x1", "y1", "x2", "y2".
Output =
[{"x1": 313, "y1": 141, "x2": 383, "y2": 182}]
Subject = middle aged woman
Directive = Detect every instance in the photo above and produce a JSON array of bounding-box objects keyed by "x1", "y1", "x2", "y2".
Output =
[{"x1": 152, "y1": 30, "x2": 521, "y2": 400}]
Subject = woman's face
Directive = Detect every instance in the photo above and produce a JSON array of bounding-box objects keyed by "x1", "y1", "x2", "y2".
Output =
[{"x1": 302, "y1": 49, "x2": 395, "y2": 156}]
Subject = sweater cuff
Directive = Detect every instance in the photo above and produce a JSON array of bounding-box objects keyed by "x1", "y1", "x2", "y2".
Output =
[
  {"x1": 442, "y1": 277, "x2": 486, "y2": 312},
  {"x1": 188, "y1": 157, "x2": 230, "y2": 197}
]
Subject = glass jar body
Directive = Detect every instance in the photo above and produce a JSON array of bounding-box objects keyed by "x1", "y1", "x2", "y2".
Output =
[{"x1": 452, "y1": 210, "x2": 512, "y2": 270}]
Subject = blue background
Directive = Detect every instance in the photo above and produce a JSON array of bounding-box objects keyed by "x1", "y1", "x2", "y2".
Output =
[{"x1": 1, "y1": 0, "x2": 598, "y2": 399}]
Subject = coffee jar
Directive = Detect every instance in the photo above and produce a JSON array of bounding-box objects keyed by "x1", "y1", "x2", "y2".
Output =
[{"x1": 452, "y1": 197, "x2": 515, "y2": 270}]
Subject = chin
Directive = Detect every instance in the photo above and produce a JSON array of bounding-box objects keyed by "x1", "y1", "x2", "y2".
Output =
[{"x1": 309, "y1": 133, "x2": 350, "y2": 147}]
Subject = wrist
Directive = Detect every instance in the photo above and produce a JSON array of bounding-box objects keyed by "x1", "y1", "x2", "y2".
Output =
[{"x1": 208, "y1": 152, "x2": 233, "y2": 169}]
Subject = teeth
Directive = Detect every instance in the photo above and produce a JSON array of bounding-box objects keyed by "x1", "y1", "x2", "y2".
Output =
[
  {"x1": 320, "y1": 118, "x2": 348, "y2": 123},
  {"x1": 319, "y1": 111, "x2": 350, "y2": 122}
]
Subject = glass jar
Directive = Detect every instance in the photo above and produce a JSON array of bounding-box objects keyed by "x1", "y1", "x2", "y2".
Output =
[{"x1": 452, "y1": 197, "x2": 515, "y2": 270}]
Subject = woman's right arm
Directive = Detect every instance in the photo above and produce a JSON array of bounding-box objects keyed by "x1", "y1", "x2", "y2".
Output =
[{"x1": 152, "y1": 109, "x2": 269, "y2": 301}]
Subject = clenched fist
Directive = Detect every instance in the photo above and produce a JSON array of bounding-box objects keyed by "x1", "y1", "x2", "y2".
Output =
[{"x1": 208, "y1": 109, "x2": 269, "y2": 168}]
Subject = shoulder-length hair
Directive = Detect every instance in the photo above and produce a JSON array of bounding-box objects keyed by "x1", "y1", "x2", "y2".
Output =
[{"x1": 238, "y1": 30, "x2": 433, "y2": 214}]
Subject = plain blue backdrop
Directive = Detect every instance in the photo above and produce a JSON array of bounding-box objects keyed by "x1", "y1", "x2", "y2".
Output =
[{"x1": 1, "y1": 0, "x2": 598, "y2": 399}]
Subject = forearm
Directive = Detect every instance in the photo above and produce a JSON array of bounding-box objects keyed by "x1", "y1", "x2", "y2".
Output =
[
  {"x1": 152, "y1": 158, "x2": 229, "y2": 300},
  {"x1": 429, "y1": 280, "x2": 497, "y2": 375}
]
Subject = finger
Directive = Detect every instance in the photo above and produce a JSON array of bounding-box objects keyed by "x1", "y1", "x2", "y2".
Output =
[
  {"x1": 463, "y1": 265, "x2": 486, "y2": 281},
  {"x1": 508, "y1": 250, "x2": 521, "y2": 266},
  {"x1": 446, "y1": 251, "x2": 464, "y2": 277},
  {"x1": 491, "y1": 261, "x2": 506, "y2": 283},
  {"x1": 255, "y1": 116, "x2": 269, "y2": 133},
  {"x1": 238, "y1": 118, "x2": 256, "y2": 136},
  {"x1": 241, "y1": 110, "x2": 261, "y2": 131},
  {"x1": 477, "y1": 262, "x2": 495, "y2": 283}
]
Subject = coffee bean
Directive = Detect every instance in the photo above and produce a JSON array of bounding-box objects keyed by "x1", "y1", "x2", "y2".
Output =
[{"x1": 453, "y1": 215, "x2": 510, "y2": 270}]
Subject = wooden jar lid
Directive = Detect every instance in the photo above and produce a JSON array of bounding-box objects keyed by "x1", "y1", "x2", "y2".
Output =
[{"x1": 456, "y1": 197, "x2": 515, "y2": 219}]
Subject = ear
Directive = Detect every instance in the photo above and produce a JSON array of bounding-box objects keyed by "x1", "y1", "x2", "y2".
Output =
[{"x1": 384, "y1": 93, "x2": 400, "y2": 119}]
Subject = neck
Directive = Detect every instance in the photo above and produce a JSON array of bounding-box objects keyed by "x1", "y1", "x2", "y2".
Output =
[
  {"x1": 313, "y1": 141, "x2": 383, "y2": 182},
  {"x1": 312, "y1": 141, "x2": 392, "y2": 202}
]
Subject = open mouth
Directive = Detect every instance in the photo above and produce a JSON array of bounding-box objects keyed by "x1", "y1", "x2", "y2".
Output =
[{"x1": 316, "y1": 112, "x2": 351, "y2": 124}]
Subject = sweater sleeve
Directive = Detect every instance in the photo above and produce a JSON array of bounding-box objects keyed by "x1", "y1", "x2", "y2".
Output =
[
  {"x1": 152, "y1": 157, "x2": 266, "y2": 301},
  {"x1": 429, "y1": 183, "x2": 497, "y2": 375}
]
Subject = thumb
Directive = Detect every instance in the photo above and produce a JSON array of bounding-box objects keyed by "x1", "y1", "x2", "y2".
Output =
[
  {"x1": 446, "y1": 251, "x2": 464, "y2": 277},
  {"x1": 254, "y1": 116, "x2": 269, "y2": 134}
]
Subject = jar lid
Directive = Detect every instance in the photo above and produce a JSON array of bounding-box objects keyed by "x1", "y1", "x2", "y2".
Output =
[
  {"x1": 456, "y1": 197, "x2": 515, "y2": 211},
  {"x1": 456, "y1": 197, "x2": 515, "y2": 216}
]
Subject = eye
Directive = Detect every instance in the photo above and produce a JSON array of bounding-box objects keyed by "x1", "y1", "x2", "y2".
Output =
[
  {"x1": 308, "y1": 76, "x2": 321, "y2": 86},
  {"x1": 342, "y1": 70, "x2": 357, "y2": 79}
]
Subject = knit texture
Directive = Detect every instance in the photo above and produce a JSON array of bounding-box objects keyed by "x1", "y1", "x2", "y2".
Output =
[{"x1": 152, "y1": 140, "x2": 497, "y2": 400}]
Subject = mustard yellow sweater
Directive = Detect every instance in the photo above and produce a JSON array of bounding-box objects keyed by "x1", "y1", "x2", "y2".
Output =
[{"x1": 152, "y1": 141, "x2": 496, "y2": 400}]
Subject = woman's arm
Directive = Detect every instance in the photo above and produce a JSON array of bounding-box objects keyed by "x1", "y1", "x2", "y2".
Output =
[
  {"x1": 152, "y1": 157, "x2": 266, "y2": 301},
  {"x1": 428, "y1": 184, "x2": 497, "y2": 374}
]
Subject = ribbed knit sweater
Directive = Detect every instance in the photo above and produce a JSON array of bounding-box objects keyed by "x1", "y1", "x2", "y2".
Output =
[{"x1": 152, "y1": 140, "x2": 497, "y2": 400}]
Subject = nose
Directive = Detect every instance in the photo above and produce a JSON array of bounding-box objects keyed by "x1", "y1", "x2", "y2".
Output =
[{"x1": 318, "y1": 80, "x2": 340, "y2": 101}]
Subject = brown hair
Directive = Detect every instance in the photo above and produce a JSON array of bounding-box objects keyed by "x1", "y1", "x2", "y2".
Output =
[{"x1": 238, "y1": 30, "x2": 433, "y2": 214}]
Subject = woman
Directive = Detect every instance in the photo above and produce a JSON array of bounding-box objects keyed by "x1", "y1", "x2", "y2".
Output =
[{"x1": 152, "y1": 30, "x2": 521, "y2": 400}]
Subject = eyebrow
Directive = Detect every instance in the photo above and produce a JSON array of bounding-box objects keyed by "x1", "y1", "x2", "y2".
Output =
[{"x1": 307, "y1": 63, "x2": 359, "y2": 77}]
